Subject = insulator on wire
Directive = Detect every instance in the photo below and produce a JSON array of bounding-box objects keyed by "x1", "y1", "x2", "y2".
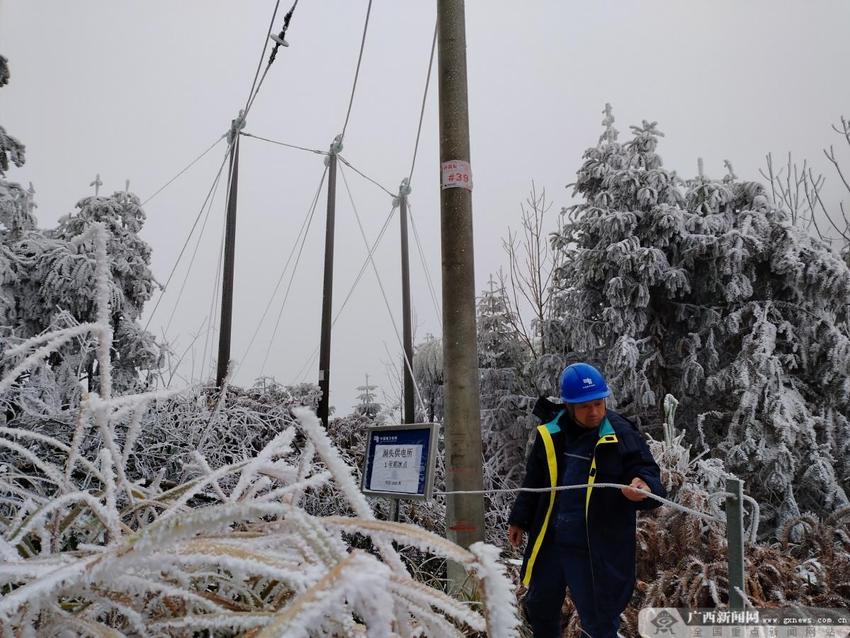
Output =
[{"x1": 269, "y1": 33, "x2": 289, "y2": 48}]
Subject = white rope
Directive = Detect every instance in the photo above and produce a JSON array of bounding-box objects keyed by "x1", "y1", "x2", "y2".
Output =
[
  {"x1": 435, "y1": 482, "x2": 730, "y2": 525},
  {"x1": 338, "y1": 162, "x2": 429, "y2": 417},
  {"x1": 741, "y1": 493, "x2": 761, "y2": 543},
  {"x1": 707, "y1": 490, "x2": 762, "y2": 542},
  {"x1": 732, "y1": 586, "x2": 755, "y2": 609}
]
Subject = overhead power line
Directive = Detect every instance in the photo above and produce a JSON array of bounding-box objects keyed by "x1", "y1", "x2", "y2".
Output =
[
  {"x1": 338, "y1": 162, "x2": 428, "y2": 415},
  {"x1": 141, "y1": 134, "x2": 225, "y2": 207},
  {"x1": 338, "y1": 155, "x2": 395, "y2": 198},
  {"x1": 259, "y1": 166, "x2": 329, "y2": 376},
  {"x1": 237, "y1": 165, "x2": 329, "y2": 376},
  {"x1": 243, "y1": 0, "x2": 300, "y2": 120},
  {"x1": 201, "y1": 203, "x2": 229, "y2": 384},
  {"x1": 407, "y1": 202, "x2": 442, "y2": 324},
  {"x1": 143, "y1": 145, "x2": 232, "y2": 333},
  {"x1": 241, "y1": 131, "x2": 327, "y2": 155},
  {"x1": 340, "y1": 0, "x2": 373, "y2": 139},
  {"x1": 243, "y1": 0, "x2": 283, "y2": 111},
  {"x1": 291, "y1": 201, "x2": 399, "y2": 384},
  {"x1": 408, "y1": 19, "x2": 438, "y2": 186},
  {"x1": 163, "y1": 153, "x2": 227, "y2": 338}
]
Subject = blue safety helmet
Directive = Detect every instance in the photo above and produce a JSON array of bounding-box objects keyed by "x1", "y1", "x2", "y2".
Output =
[{"x1": 560, "y1": 362, "x2": 610, "y2": 404}]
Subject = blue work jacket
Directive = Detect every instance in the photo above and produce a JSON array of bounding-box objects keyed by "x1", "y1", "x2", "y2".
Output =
[{"x1": 508, "y1": 397, "x2": 666, "y2": 614}]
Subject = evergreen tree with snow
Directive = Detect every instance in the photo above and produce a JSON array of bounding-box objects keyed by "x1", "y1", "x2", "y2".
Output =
[
  {"x1": 0, "y1": 55, "x2": 162, "y2": 403},
  {"x1": 353, "y1": 375, "x2": 382, "y2": 420},
  {"x1": 0, "y1": 56, "x2": 25, "y2": 178},
  {"x1": 477, "y1": 274, "x2": 526, "y2": 370},
  {"x1": 549, "y1": 104, "x2": 850, "y2": 536},
  {"x1": 476, "y1": 275, "x2": 536, "y2": 485},
  {"x1": 412, "y1": 333, "x2": 443, "y2": 423}
]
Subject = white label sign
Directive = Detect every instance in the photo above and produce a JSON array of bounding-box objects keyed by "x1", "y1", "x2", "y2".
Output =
[
  {"x1": 369, "y1": 444, "x2": 423, "y2": 494},
  {"x1": 441, "y1": 160, "x2": 473, "y2": 191}
]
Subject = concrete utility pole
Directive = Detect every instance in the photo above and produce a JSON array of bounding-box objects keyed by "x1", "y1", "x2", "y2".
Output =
[
  {"x1": 216, "y1": 120, "x2": 242, "y2": 388},
  {"x1": 436, "y1": 0, "x2": 486, "y2": 574},
  {"x1": 317, "y1": 136, "x2": 342, "y2": 427},
  {"x1": 398, "y1": 179, "x2": 415, "y2": 425}
]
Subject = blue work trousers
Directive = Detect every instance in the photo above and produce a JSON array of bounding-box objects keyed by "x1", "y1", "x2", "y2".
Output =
[{"x1": 524, "y1": 541, "x2": 622, "y2": 638}]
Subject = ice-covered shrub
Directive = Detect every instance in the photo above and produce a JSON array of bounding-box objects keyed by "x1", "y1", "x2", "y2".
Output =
[{"x1": 0, "y1": 224, "x2": 520, "y2": 637}]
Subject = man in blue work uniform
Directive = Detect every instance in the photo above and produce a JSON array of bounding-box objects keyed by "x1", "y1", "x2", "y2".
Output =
[{"x1": 507, "y1": 363, "x2": 666, "y2": 638}]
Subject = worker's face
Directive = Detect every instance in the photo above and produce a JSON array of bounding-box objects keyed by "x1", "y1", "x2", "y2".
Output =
[{"x1": 569, "y1": 398, "x2": 606, "y2": 428}]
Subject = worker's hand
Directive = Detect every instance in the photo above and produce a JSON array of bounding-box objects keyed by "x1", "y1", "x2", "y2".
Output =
[
  {"x1": 508, "y1": 524, "x2": 525, "y2": 548},
  {"x1": 622, "y1": 476, "x2": 651, "y2": 502}
]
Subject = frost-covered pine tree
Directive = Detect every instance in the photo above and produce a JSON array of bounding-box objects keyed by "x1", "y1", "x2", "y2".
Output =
[
  {"x1": 550, "y1": 104, "x2": 850, "y2": 536},
  {"x1": 413, "y1": 333, "x2": 443, "y2": 423},
  {"x1": 477, "y1": 274, "x2": 526, "y2": 370},
  {"x1": 0, "y1": 56, "x2": 34, "y2": 331},
  {"x1": 0, "y1": 55, "x2": 162, "y2": 405},
  {"x1": 477, "y1": 276, "x2": 535, "y2": 486},
  {"x1": 48, "y1": 189, "x2": 162, "y2": 390},
  {"x1": 353, "y1": 375, "x2": 382, "y2": 420},
  {"x1": 0, "y1": 56, "x2": 25, "y2": 179}
]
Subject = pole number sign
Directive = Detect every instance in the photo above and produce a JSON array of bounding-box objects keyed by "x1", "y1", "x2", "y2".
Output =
[
  {"x1": 441, "y1": 160, "x2": 473, "y2": 191},
  {"x1": 361, "y1": 423, "x2": 438, "y2": 500}
]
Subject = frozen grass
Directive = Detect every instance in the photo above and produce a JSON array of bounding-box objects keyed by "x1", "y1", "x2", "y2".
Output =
[{"x1": 0, "y1": 224, "x2": 520, "y2": 637}]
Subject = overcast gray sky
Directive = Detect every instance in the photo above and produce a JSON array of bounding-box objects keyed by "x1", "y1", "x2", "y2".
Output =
[{"x1": 3, "y1": 1, "x2": 850, "y2": 415}]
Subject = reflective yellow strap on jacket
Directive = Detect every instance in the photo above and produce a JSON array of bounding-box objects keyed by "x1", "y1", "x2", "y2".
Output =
[
  {"x1": 585, "y1": 433, "x2": 618, "y2": 518},
  {"x1": 522, "y1": 424, "x2": 558, "y2": 587}
]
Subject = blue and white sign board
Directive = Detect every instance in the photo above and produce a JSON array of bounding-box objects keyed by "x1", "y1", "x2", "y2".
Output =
[{"x1": 361, "y1": 423, "x2": 438, "y2": 500}]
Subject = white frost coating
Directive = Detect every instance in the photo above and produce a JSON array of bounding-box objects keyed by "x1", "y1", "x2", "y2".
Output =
[
  {"x1": 469, "y1": 542, "x2": 521, "y2": 638},
  {"x1": 0, "y1": 554, "x2": 100, "y2": 620},
  {"x1": 293, "y1": 406, "x2": 406, "y2": 573},
  {"x1": 257, "y1": 552, "x2": 394, "y2": 638},
  {"x1": 98, "y1": 448, "x2": 122, "y2": 543},
  {"x1": 257, "y1": 470, "x2": 332, "y2": 502},
  {"x1": 3, "y1": 322, "x2": 100, "y2": 359},
  {"x1": 0, "y1": 437, "x2": 65, "y2": 486},
  {"x1": 8, "y1": 492, "x2": 118, "y2": 546},
  {"x1": 388, "y1": 576, "x2": 485, "y2": 633},
  {"x1": 63, "y1": 402, "x2": 94, "y2": 489},
  {"x1": 92, "y1": 222, "x2": 113, "y2": 401},
  {"x1": 229, "y1": 426, "x2": 297, "y2": 501},
  {"x1": 0, "y1": 427, "x2": 103, "y2": 482},
  {"x1": 120, "y1": 403, "x2": 147, "y2": 468},
  {"x1": 0, "y1": 536, "x2": 18, "y2": 562},
  {"x1": 2, "y1": 335, "x2": 514, "y2": 634},
  {"x1": 132, "y1": 501, "x2": 292, "y2": 553},
  {"x1": 0, "y1": 324, "x2": 99, "y2": 395}
]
